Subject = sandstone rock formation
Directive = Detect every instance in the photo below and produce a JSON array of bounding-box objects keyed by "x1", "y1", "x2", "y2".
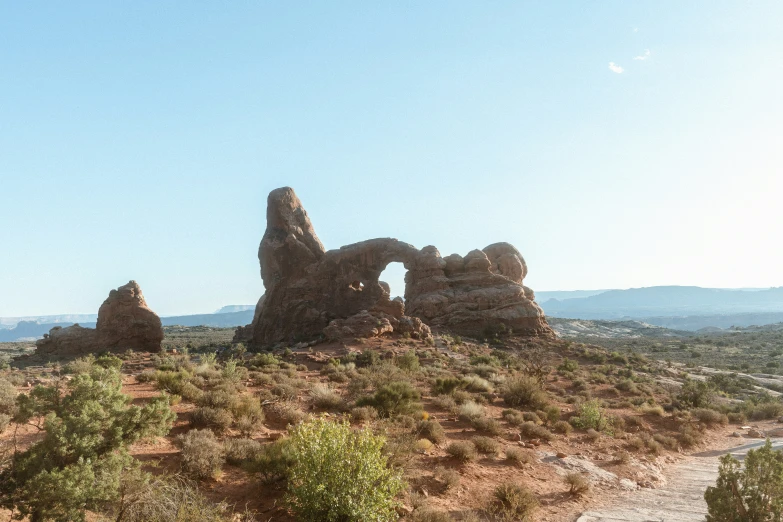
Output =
[
  {"x1": 241, "y1": 187, "x2": 551, "y2": 346},
  {"x1": 36, "y1": 281, "x2": 164, "y2": 356},
  {"x1": 405, "y1": 243, "x2": 550, "y2": 337}
]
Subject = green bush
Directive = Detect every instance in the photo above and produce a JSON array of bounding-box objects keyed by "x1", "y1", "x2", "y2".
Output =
[
  {"x1": 570, "y1": 400, "x2": 613, "y2": 434},
  {"x1": 285, "y1": 418, "x2": 404, "y2": 522},
  {"x1": 0, "y1": 365, "x2": 174, "y2": 521},
  {"x1": 356, "y1": 381, "x2": 421, "y2": 417},
  {"x1": 705, "y1": 439, "x2": 783, "y2": 521},
  {"x1": 677, "y1": 379, "x2": 714, "y2": 408},
  {"x1": 432, "y1": 377, "x2": 463, "y2": 395}
]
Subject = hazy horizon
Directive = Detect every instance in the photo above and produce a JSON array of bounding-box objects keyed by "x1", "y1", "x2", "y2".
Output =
[{"x1": 2, "y1": 2, "x2": 782, "y2": 316}]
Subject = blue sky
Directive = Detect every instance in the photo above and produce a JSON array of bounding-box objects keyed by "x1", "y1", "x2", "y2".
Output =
[{"x1": 1, "y1": 2, "x2": 781, "y2": 316}]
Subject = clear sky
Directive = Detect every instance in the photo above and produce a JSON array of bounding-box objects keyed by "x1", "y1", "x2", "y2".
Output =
[{"x1": 1, "y1": 2, "x2": 782, "y2": 317}]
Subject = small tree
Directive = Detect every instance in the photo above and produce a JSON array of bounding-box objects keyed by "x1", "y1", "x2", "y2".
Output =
[
  {"x1": 705, "y1": 439, "x2": 783, "y2": 521},
  {"x1": 0, "y1": 365, "x2": 175, "y2": 521},
  {"x1": 286, "y1": 418, "x2": 404, "y2": 522}
]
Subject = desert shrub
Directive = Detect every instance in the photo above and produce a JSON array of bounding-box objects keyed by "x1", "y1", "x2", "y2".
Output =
[
  {"x1": 457, "y1": 400, "x2": 485, "y2": 421},
  {"x1": 553, "y1": 420, "x2": 573, "y2": 435},
  {"x1": 285, "y1": 418, "x2": 404, "y2": 522},
  {"x1": 396, "y1": 351, "x2": 420, "y2": 372},
  {"x1": 223, "y1": 438, "x2": 263, "y2": 465},
  {"x1": 471, "y1": 416, "x2": 502, "y2": 435},
  {"x1": 472, "y1": 436, "x2": 500, "y2": 455},
  {"x1": 692, "y1": 408, "x2": 729, "y2": 427},
  {"x1": 190, "y1": 407, "x2": 233, "y2": 433},
  {"x1": 570, "y1": 400, "x2": 613, "y2": 434},
  {"x1": 351, "y1": 406, "x2": 379, "y2": 422},
  {"x1": 564, "y1": 473, "x2": 590, "y2": 496},
  {"x1": 677, "y1": 424, "x2": 704, "y2": 448},
  {"x1": 271, "y1": 383, "x2": 299, "y2": 401},
  {"x1": 432, "y1": 395, "x2": 458, "y2": 411},
  {"x1": 136, "y1": 369, "x2": 157, "y2": 383},
  {"x1": 502, "y1": 375, "x2": 548, "y2": 410},
  {"x1": 198, "y1": 389, "x2": 238, "y2": 410},
  {"x1": 727, "y1": 412, "x2": 747, "y2": 424},
  {"x1": 704, "y1": 439, "x2": 783, "y2": 520},
  {"x1": 0, "y1": 365, "x2": 174, "y2": 521},
  {"x1": 64, "y1": 355, "x2": 97, "y2": 375},
  {"x1": 265, "y1": 402, "x2": 308, "y2": 427},
  {"x1": 653, "y1": 433, "x2": 679, "y2": 451},
  {"x1": 638, "y1": 403, "x2": 665, "y2": 417},
  {"x1": 179, "y1": 382, "x2": 204, "y2": 402},
  {"x1": 745, "y1": 400, "x2": 783, "y2": 421},
  {"x1": 615, "y1": 379, "x2": 639, "y2": 394},
  {"x1": 230, "y1": 395, "x2": 264, "y2": 424},
  {"x1": 154, "y1": 370, "x2": 192, "y2": 395},
  {"x1": 310, "y1": 384, "x2": 344, "y2": 410},
  {"x1": 0, "y1": 378, "x2": 17, "y2": 420},
  {"x1": 178, "y1": 429, "x2": 224, "y2": 480},
  {"x1": 505, "y1": 447, "x2": 534, "y2": 467},
  {"x1": 491, "y1": 483, "x2": 539, "y2": 522},
  {"x1": 417, "y1": 419, "x2": 446, "y2": 444},
  {"x1": 432, "y1": 377, "x2": 463, "y2": 395},
  {"x1": 245, "y1": 438, "x2": 295, "y2": 483},
  {"x1": 462, "y1": 375, "x2": 493, "y2": 393},
  {"x1": 113, "y1": 475, "x2": 239, "y2": 522},
  {"x1": 356, "y1": 381, "x2": 421, "y2": 417},
  {"x1": 434, "y1": 465, "x2": 461, "y2": 490},
  {"x1": 411, "y1": 508, "x2": 454, "y2": 522},
  {"x1": 519, "y1": 421, "x2": 554, "y2": 441},
  {"x1": 502, "y1": 409, "x2": 525, "y2": 426},
  {"x1": 677, "y1": 379, "x2": 714, "y2": 408},
  {"x1": 558, "y1": 358, "x2": 579, "y2": 373},
  {"x1": 446, "y1": 441, "x2": 477, "y2": 462}
]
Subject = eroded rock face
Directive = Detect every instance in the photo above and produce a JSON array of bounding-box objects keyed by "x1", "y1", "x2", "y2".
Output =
[
  {"x1": 243, "y1": 187, "x2": 551, "y2": 345},
  {"x1": 36, "y1": 281, "x2": 163, "y2": 356},
  {"x1": 405, "y1": 244, "x2": 551, "y2": 337}
]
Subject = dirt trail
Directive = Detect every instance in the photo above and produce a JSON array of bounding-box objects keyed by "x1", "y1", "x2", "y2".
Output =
[{"x1": 576, "y1": 438, "x2": 783, "y2": 522}]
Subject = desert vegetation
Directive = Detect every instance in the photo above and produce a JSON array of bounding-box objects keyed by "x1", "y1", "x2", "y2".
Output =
[{"x1": 1, "y1": 324, "x2": 782, "y2": 520}]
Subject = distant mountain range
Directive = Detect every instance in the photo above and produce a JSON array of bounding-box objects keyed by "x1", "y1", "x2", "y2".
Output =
[{"x1": 3, "y1": 286, "x2": 783, "y2": 342}]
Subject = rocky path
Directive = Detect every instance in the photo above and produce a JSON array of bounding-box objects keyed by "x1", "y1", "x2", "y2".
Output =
[{"x1": 576, "y1": 438, "x2": 783, "y2": 522}]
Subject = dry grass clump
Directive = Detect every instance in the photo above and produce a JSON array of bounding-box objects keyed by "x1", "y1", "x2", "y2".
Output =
[
  {"x1": 351, "y1": 405, "x2": 379, "y2": 422},
  {"x1": 564, "y1": 472, "x2": 591, "y2": 496},
  {"x1": 446, "y1": 441, "x2": 478, "y2": 462},
  {"x1": 309, "y1": 384, "x2": 344, "y2": 410},
  {"x1": 519, "y1": 421, "x2": 554, "y2": 441},
  {"x1": 553, "y1": 420, "x2": 573, "y2": 435},
  {"x1": 462, "y1": 374, "x2": 493, "y2": 393},
  {"x1": 505, "y1": 447, "x2": 535, "y2": 467},
  {"x1": 434, "y1": 465, "x2": 461, "y2": 490},
  {"x1": 471, "y1": 415, "x2": 502, "y2": 435},
  {"x1": 471, "y1": 436, "x2": 500, "y2": 455},
  {"x1": 502, "y1": 374, "x2": 549, "y2": 410},
  {"x1": 265, "y1": 401, "x2": 308, "y2": 427},
  {"x1": 223, "y1": 437, "x2": 263, "y2": 465},
  {"x1": 691, "y1": 408, "x2": 728, "y2": 426},
  {"x1": 417, "y1": 419, "x2": 446, "y2": 444},
  {"x1": 457, "y1": 400, "x2": 486, "y2": 421},
  {"x1": 191, "y1": 407, "x2": 233, "y2": 434},
  {"x1": 178, "y1": 429, "x2": 225, "y2": 480},
  {"x1": 491, "y1": 483, "x2": 539, "y2": 522}
]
